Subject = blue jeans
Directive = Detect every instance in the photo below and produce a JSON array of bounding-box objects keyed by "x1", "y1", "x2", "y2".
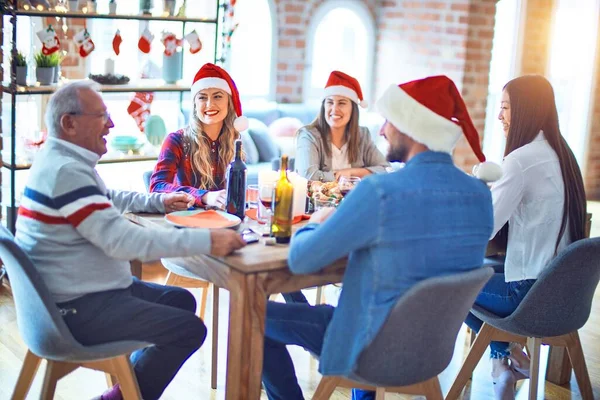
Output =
[
  {"x1": 465, "y1": 272, "x2": 536, "y2": 358},
  {"x1": 261, "y1": 301, "x2": 374, "y2": 400},
  {"x1": 58, "y1": 278, "x2": 206, "y2": 400}
]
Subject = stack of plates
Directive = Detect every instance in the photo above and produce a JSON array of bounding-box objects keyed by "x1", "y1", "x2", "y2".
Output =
[{"x1": 110, "y1": 135, "x2": 145, "y2": 153}]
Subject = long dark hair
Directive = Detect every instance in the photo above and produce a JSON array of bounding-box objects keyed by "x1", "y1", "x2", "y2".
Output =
[
  {"x1": 501, "y1": 75, "x2": 586, "y2": 253},
  {"x1": 306, "y1": 100, "x2": 361, "y2": 164}
]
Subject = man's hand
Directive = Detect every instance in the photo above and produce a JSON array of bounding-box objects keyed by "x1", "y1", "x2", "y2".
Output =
[
  {"x1": 201, "y1": 189, "x2": 227, "y2": 209},
  {"x1": 309, "y1": 207, "x2": 336, "y2": 224},
  {"x1": 163, "y1": 192, "x2": 195, "y2": 212},
  {"x1": 334, "y1": 168, "x2": 366, "y2": 180},
  {"x1": 210, "y1": 229, "x2": 246, "y2": 256}
]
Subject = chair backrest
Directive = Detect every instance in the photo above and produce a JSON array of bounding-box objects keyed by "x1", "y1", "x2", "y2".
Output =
[
  {"x1": 351, "y1": 267, "x2": 494, "y2": 387},
  {"x1": 143, "y1": 170, "x2": 152, "y2": 192},
  {"x1": 0, "y1": 225, "x2": 88, "y2": 359},
  {"x1": 501, "y1": 236, "x2": 600, "y2": 337}
]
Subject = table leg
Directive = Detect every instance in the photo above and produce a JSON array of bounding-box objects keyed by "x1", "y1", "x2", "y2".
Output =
[
  {"x1": 546, "y1": 345, "x2": 572, "y2": 385},
  {"x1": 129, "y1": 260, "x2": 142, "y2": 280},
  {"x1": 225, "y1": 273, "x2": 267, "y2": 400}
]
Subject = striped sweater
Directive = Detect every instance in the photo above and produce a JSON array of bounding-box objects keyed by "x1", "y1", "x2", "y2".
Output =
[{"x1": 16, "y1": 137, "x2": 212, "y2": 303}]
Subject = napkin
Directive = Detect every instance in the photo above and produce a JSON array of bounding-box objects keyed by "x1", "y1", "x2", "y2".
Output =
[{"x1": 166, "y1": 210, "x2": 236, "y2": 229}]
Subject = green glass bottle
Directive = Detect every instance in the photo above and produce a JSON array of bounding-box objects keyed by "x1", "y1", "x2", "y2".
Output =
[{"x1": 271, "y1": 155, "x2": 294, "y2": 243}]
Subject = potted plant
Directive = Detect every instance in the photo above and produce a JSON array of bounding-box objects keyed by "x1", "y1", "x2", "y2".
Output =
[
  {"x1": 13, "y1": 51, "x2": 28, "y2": 86},
  {"x1": 108, "y1": 0, "x2": 117, "y2": 14},
  {"x1": 34, "y1": 52, "x2": 55, "y2": 85},
  {"x1": 48, "y1": 51, "x2": 64, "y2": 83},
  {"x1": 139, "y1": 0, "x2": 152, "y2": 15}
]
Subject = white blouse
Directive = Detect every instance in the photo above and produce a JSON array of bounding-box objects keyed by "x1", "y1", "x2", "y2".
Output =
[
  {"x1": 331, "y1": 143, "x2": 351, "y2": 171},
  {"x1": 491, "y1": 132, "x2": 570, "y2": 282}
]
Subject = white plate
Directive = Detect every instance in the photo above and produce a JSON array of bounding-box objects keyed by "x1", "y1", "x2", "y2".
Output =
[{"x1": 164, "y1": 209, "x2": 241, "y2": 229}]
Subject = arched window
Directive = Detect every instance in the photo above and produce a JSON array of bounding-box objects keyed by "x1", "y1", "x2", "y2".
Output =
[
  {"x1": 228, "y1": 0, "x2": 275, "y2": 100},
  {"x1": 304, "y1": 1, "x2": 375, "y2": 104}
]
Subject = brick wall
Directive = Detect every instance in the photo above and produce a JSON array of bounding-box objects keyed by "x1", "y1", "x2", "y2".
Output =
[
  {"x1": 44, "y1": 15, "x2": 87, "y2": 79},
  {"x1": 520, "y1": 0, "x2": 554, "y2": 76},
  {"x1": 584, "y1": 18, "x2": 600, "y2": 199}
]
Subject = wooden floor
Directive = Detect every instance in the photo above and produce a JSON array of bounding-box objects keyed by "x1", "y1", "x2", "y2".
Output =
[{"x1": 2, "y1": 203, "x2": 600, "y2": 399}]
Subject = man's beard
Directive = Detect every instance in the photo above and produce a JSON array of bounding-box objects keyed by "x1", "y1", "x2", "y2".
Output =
[{"x1": 387, "y1": 145, "x2": 408, "y2": 163}]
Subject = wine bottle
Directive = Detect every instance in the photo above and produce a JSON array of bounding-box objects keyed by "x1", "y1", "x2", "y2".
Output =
[
  {"x1": 226, "y1": 139, "x2": 247, "y2": 220},
  {"x1": 271, "y1": 155, "x2": 294, "y2": 243}
]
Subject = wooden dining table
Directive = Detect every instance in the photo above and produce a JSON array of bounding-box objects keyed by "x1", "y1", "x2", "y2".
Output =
[{"x1": 126, "y1": 213, "x2": 346, "y2": 400}]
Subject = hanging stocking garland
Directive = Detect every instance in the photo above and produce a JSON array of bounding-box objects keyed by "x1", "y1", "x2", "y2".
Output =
[
  {"x1": 36, "y1": 25, "x2": 60, "y2": 56},
  {"x1": 185, "y1": 30, "x2": 202, "y2": 54},
  {"x1": 138, "y1": 27, "x2": 154, "y2": 54},
  {"x1": 127, "y1": 92, "x2": 154, "y2": 132},
  {"x1": 112, "y1": 29, "x2": 122, "y2": 56},
  {"x1": 74, "y1": 28, "x2": 95, "y2": 58},
  {"x1": 161, "y1": 32, "x2": 182, "y2": 56}
]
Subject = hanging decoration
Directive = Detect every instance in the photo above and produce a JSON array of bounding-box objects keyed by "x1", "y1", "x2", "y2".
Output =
[
  {"x1": 112, "y1": 29, "x2": 122, "y2": 56},
  {"x1": 36, "y1": 25, "x2": 60, "y2": 56},
  {"x1": 74, "y1": 28, "x2": 95, "y2": 58},
  {"x1": 127, "y1": 92, "x2": 154, "y2": 132},
  {"x1": 138, "y1": 27, "x2": 154, "y2": 54},
  {"x1": 219, "y1": 1, "x2": 238, "y2": 65},
  {"x1": 161, "y1": 32, "x2": 182, "y2": 56},
  {"x1": 185, "y1": 30, "x2": 202, "y2": 54}
]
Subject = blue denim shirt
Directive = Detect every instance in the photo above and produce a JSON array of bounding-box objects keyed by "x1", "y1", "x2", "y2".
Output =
[{"x1": 288, "y1": 151, "x2": 494, "y2": 376}]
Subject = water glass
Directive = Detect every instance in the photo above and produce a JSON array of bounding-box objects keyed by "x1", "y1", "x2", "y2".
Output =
[
  {"x1": 314, "y1": 198, "x2": 337, "y2": 211},
  {"x1": 246, "y1": 184, "x2": 259, "y2": 209},
  {"x1": 338, "y1": 176, "x2": 361, "y2": 197}
]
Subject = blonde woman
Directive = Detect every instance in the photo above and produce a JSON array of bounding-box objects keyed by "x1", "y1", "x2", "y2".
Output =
[{"x1": 150, "y1": 63, "x2": 247, "y2": 207}]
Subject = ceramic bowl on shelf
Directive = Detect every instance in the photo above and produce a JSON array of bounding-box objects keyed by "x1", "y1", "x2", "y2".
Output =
[{"x1": 109, "y1": 135, "x2": 145, "y2": 153}]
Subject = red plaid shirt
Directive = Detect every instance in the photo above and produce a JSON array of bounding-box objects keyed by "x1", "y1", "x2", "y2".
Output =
[{"x1": 150, "y1": 130, "x2": 226, "y2": 206}]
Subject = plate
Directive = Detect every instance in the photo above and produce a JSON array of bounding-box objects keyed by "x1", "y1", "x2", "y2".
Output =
[{"x1": 164, "y1": 209, "x2": 241, "y2": 229}]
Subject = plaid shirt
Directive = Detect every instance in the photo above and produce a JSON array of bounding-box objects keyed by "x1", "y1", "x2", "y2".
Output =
[{"x1": 150, "y1": 130, "x2": 225, "y2": 206}]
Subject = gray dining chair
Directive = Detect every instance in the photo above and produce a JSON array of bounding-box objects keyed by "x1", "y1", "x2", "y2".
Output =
[
  {"x1": 0, "y1": 225, "x2": 149, "y2": 399},
  {"x1": 446, "y1": 237, "x2": 600, "y2": 400},
  {"x1": 313, "y1": 266, "x2": 494, "y2": 400},
  {"x1": 143, "y1": 170, "x2": 153, "y2": 192}
]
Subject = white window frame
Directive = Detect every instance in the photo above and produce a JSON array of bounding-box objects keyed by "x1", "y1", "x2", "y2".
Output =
[{"x1": 303, "y1": 0, "x2": 376, "y2": 106}]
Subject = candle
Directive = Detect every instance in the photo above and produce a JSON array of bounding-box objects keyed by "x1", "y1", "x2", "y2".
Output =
[
  {"x1": 105, "y1": 58, "x2": 115, "y2": 75},
  {"x1": 288, "y1": 172, "x2": 308, "y2": 219}
]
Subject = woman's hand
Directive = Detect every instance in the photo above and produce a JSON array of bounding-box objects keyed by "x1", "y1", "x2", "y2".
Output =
[
  {"x1": 334, "y1": 168, "x2": 370, "y2": 180},
  {"x1": 163, "y1": 192, "x2": 195, "y2": 212},
  {"x1": 201, "y1": 189, "x2": 227, "y2": 209}
]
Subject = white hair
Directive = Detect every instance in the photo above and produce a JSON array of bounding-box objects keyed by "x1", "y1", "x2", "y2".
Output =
[{"x1": 45, "y1": 80, "x2": 101, "y2": 137}]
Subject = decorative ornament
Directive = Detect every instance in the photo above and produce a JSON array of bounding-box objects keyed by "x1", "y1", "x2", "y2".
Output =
[
  {"x1": 176, "y1": 0, "x2": 186, "y2": 17},
  {"x1": 127, "y1": 92, "x2": 154, "y2": 132},
  {"x1": 138, "y1": 27, "x2": 154, "y2": 54},
  {"x1": 161, "y1": 32, "x2": 182, "y2": 57},
  {"x1": 112, "y1": 29, "x2": 122, "y2": 56},
  {"x1": 74, "y1": 28, "x2": 95, "y2": 58},
  {"x1": 184, "y1": 30, "x2": 202, "y2": 54},
  {"x1": 36, "y1": 25, "x2": 60, "y2": 56}
]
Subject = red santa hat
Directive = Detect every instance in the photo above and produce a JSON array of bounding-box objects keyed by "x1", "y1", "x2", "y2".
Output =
[
  {"x1": 324, "y1": 70, "x2": 368, "y2": 108},
  {"x1": 190, "y1": 63, "x2": 248, "y2": 132},
  {"x1": 376, "y1": 75, "x2": 502, "y2": 182}
]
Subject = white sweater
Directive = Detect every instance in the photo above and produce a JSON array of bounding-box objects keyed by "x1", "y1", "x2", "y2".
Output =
[{"x1": 16, "y1": 137, "x2": 212, "y2": 302}]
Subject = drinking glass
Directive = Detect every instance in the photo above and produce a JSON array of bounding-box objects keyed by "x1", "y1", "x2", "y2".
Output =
[
  {"x1": 314, "y1": 198, "x2": 337, "y2": 211},
  {"x1": 246, "y1": 184, "x2": 259, "y2": 209},
  {"x1": 258, "y1": 182, "x2": 275, "y2": 225},
  {"x1": 338, "y1": 176, "x2": 361, "y2": 197}
]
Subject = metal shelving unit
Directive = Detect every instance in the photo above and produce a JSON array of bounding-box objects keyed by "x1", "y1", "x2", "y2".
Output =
[{"x1": 1, "y1": 0, "x2": 225, "y2": 232}]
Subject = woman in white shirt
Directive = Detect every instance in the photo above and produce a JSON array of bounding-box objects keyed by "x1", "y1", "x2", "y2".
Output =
[
  {"x1": 295, "y1": 70, "x2": 389, "y2": 182},
  {"x1": 467, "y1": 75, "x2": 587, "y2": 399}
]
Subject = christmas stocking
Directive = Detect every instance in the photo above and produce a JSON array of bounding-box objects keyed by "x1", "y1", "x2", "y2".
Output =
[
  {"x1": 36, "y1": 26, "x2": 60, "y2": 56},
  {"x1": 161, "y1": 32, "x2": 182, "y2": 56},
  {"x1": 127, "y1": 92, "x2": 154, "y2": 132},
  {"x1": 185, "y1": 30, "x2": 202, "y2": 54},
  {"x1": 74, "y1": 29, "x2": 95, "y2": 58},
  {"x1": 113, "y1": 30, "x2": 122, "y2": 56},
  {"x1": 138, "y1": 28, "x2": 154, "y2": 54}
]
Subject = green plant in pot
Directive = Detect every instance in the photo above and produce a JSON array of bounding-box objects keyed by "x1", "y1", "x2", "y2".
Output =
[
  {"x1": 13, "y1": 51, "x2": 28, "y2": 86},
  {"x1": 47, "y1": 51, "x2": 64, "y2": 83},
  {"x1": 34, "y1": 52, "x2": 55, "y2": 85}
]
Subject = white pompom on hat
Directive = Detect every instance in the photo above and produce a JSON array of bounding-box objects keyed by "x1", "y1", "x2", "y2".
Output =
[
  {"x1": 376, "y1": 75, "x2": 502, "y2": 182},
  {"x1": 324, "y1": 70, "x2": 368, "y2": 108},
  {"x1": 190, "y1": 63, "x2": 248, "y2": 132}
]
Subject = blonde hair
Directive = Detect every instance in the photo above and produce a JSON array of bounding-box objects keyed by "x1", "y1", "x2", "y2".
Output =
[{"x1": 183, "y1": 97, "x2": 241, "y2": 190}]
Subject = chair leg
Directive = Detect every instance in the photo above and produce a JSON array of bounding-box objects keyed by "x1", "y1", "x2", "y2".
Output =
[
  {"x1": 315, "y1": 286, "x2": 323, "y2": 305},
  {"x1": 211, "y1": 285, "x2": 219, "y2": 390},
  {"x1": 527, "y1": 337, "x2": 541, "y2": 400},
  {"x1": 312, "y1": 376, "x2": 341, "y2": 400},
  {"x1": 106, "y1": 373, "x2": 117, "y2": 387},
  {"x1": 423, "y1": 377, "x2": 443, "y2": 400},
  {"x1": 164, "y1": 271, "x2": 177, "y2": 286},
  {"x1": 111, "y1": 356, "x2": 142, "y2": 400},
  {"x1": 446, "y1": 323, "x2": 494, "y2": 400},
  {"x1": 565, "y1": 331, "x2": 594, "y2": 400},
  {"x1": 198, "y1": 282, "x2": 209, "y2": 321},
  {"x1": 11, "y1": 350, "x2": 42, "y2": 400},
  {"x1": 375, "y1": 387, "x2": 386, "y2": 400},
  {"x1": 41, "y1": 361, "x2": 78, "y2": 400}
]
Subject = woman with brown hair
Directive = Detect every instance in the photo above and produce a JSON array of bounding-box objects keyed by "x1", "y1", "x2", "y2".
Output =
[
  {"x1": 468, "y1": 75, "x2": 587, "y2": 399},
  {"x1": 295, "y1": 70, "x2": 388, "y2": 182},
  {"x1": 150, "y1": 63, "x2": 247, "y2": 208}
]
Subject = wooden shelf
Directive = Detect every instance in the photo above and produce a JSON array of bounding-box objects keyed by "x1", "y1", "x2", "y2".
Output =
[
  {"x1": 2, "y1": 79, "x2": 191, "y2": 95},
  {"x1": 9, "y1": 9, "x2": 217, "y2": 24},
  {"x1": 3, "y1": 153, "x2": 158, "y2": 170}
]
